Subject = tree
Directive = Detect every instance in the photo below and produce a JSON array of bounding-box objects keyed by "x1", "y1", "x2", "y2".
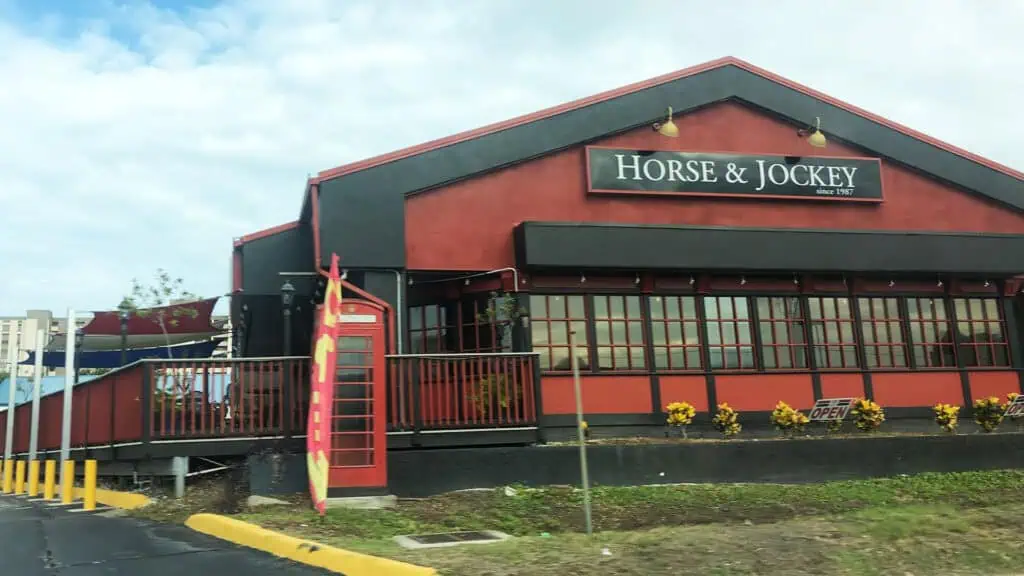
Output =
[
  {"x1": 119, "y1": 269, "x2": 203, "y2": 359},
  {"x1": 119, "y1": 269, "x2": 204, "y2": 399}
]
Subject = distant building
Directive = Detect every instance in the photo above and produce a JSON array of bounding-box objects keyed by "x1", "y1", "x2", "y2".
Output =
[{"x1": 0, "y1": 311, "x2": 85, "y2": 377}]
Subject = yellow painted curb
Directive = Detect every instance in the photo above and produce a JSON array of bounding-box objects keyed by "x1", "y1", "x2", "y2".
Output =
[
  {"x1": 185, "y1": 513, "x2": 437, "y2": 576},
  {"x1": 71, "y1": 487, "x2": 152, "y2": 510}
]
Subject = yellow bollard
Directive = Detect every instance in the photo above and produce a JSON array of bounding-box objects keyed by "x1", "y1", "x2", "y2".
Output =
[
  {"x1": 1, "y1": 460, "x2": 12, "y2": 494},
  {"x1": 27, "y1": 460, "x2": 40, "y2": 497},
  {"x1": 14, "y1": 460, "x2": 25, "y2": 494},
  {"x1": 60, "y1": 460, "x2": 75, "y2": 504},
  {"x1": 83, "y1": 460, "x2": 97, "y2": 511},
  {"x1": 43, "y1": 460, "x2": 56, "y2": 500}
]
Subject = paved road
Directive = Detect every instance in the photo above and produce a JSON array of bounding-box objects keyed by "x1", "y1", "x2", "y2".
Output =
[{"x1": 0, "y1": 495, "x2": 331, "y2": 575}]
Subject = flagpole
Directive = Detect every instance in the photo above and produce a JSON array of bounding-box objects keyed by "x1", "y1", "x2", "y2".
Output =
[
  {"x1": 58, "y1": 309, "x2": 76, "y2": 492},
  {"x1": 3, "y1": 323, "x2": 18, "y2": 462},
  {"x1": 28, "y1": 329, "x2": 44, "y2": 461}
]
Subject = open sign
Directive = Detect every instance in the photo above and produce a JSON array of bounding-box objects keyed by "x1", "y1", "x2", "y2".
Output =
[
  {"x1": 1005, "y1": 395, "x2": 1024, "y2": 418},
  {"x1": 809, "y1": 398, "x2": 855, "y2": 422}
]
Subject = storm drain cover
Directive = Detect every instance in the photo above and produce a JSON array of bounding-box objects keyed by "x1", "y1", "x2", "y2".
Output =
[{"x1": 394, "y1": 530, "x2": 511, "y2": 549}]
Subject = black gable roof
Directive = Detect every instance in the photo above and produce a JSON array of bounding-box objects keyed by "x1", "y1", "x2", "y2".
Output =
[{"x1": 309, "y1": 57, "x2": 1023, "y2": 269}]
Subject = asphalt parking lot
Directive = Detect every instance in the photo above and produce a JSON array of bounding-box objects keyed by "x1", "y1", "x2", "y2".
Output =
[{"x1": 0, "y1": 495, "x2": 330, "y2": 575}]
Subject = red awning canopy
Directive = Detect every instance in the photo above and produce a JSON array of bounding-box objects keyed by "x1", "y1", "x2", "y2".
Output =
[{"x1": 82, "y1": 298, "x2": 219, "y2": 336}]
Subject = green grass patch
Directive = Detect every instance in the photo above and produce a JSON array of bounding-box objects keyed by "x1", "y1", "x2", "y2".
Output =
[
  {"x1": 135, "y1": 469, "x2": 1024, "y2": 575},
  {"x1": 236, "y1": 469, "x2": 1024, "y2": 540}
]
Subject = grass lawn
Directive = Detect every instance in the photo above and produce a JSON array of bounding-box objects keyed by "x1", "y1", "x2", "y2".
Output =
[{"x1": 201, "y1": 470, "x2": 1023, "y2": 575}]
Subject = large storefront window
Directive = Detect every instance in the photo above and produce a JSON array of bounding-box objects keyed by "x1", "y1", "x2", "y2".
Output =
[
  {"x1": 649, "y1": 295, "x2": 702, "y2": 371},
  {"x1": 529, "y1": 294, "x2": 589, "y2": 371},
  {"x1": 954, "y1": 298, "x2": 1010, "y2": 367},
  {"x1": 807, "y1": 297, "x2": 859, "y2": 369},
  {"x1": 858, "y1": 297, "x2": 908, "y2": 369},
  {"x1": 593, "y1": 295, "x2": 646, "y2": 370},
  {"x1": 413, "y1": 282, "x2": 1017, "y2": 375},
  {"x1": 906, "y1": 297, "x2": 956, "y2": 368},
  {"x1": 756, "y1": 296, "x2": 808, "y2": 369},
  {"x1": 704, "y1": 296, "x2": 754, "y2": 370}
]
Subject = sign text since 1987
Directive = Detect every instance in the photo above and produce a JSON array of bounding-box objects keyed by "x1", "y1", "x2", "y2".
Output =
[{"x1": 586, "y1": 148, "x2": 884, "y2": 202}]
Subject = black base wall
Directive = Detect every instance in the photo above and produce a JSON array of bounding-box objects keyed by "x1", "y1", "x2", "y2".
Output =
[{"x1": 248, "y1": 432, "x2": 1024, "y2": 499}]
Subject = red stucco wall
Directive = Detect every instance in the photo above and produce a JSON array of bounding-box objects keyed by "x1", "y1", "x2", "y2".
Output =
[{"x1": 405, "y1": 101, "x2": 1024, "y2": 271}]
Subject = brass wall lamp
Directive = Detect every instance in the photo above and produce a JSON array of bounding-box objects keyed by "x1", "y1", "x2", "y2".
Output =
[
  {"x1": 652, "y1": 106, "x2": 679, "y2": 138},
  {"x1": 797, "y1": 116, "x2": 828, "y2": 148}
]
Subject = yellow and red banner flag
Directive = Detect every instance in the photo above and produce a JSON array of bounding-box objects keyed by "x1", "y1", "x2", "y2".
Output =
[{"x1": 307, "y1": 253, "x2": 343, "y2": 514}]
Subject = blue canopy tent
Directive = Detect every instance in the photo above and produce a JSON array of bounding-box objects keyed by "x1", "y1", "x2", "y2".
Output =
[
  {"x1": 19, "y1": 339, "x2": 222, "y2": 370},
  {"x1": 0, "y1": 375, "x2": 99, "y2": 409}
]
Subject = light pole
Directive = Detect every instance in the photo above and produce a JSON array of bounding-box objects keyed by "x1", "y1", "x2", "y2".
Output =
[
  {"x1": 280, "y1": 281, "x2": 295, "y2": 357},
  {"x1": 74, "y1": 329, "x2": 84, "y2": 386},
  {"x1": 119, "y1": 308, "x2": 130, "y2": 367}
]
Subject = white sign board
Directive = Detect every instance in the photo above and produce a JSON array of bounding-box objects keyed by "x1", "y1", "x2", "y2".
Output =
[
  {"x1": 339, "y1": 314, "x2": 376, "y2": 324},
  {"x1": 1005, "y1": 395, "x2": 1024, "y2": 418},
  {"x1": 808, "y1": 398, "x2": 855, "y2": 422}
]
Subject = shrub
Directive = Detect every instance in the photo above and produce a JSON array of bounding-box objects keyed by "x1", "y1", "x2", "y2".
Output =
[
  {"x1": 973, "y1": 396, "x2": 1006, "y2": 433},
  {"x1": 932, "y1": 403, "x2": 960, "y2": 433},
  {"x1": 712, "y1": 403, "x2": 742, "y2": 438},
  {"x1": 665, "y1": 401, "x2": 697, "y2": 438},
  {"x1": 825, "y1": 419, "x2": 844, "y2": 434},
  {"x1": 579, "y1": 419, "x2": 591, "y2": 440},
  {"x1": 770, "y1": 401, "x2": 809, "y2": 436},
  {"x1": 851, "y1": 398, "x2": 885, "y2": 432}
]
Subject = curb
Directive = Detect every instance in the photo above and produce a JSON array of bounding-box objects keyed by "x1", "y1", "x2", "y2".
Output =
[
  {"x1": 71, "y1": 487, "x2": 152, "y2": 510},
  {"x1": 185, "y1": 513, "x2": 437, "y2": 576}
]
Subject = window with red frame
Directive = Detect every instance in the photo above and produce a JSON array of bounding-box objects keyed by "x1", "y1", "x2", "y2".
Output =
[
  {"x1": 592, "y1": 295, "x2": 646, "y2": 370},
  {"x1": 648, "y1": 295, "x2": 702, "y2": 371},
  {"x1": 906, "y1": 297, "x2": 956, "y2": 368},
  {"x1": 807, "y1": 297, "x2": 858, "y2": 368},
  {"x1": 458, "y1": 297, "x2": 511, "y2": 353},
  {"x1": 953, "y1": 297, "x2": 1010, "y2": 367},
  {"x1": 858, "y1": 297, "x2": 908, "y2": 369},
  {"x1": 755, "y1": 296, "x2": 808, "y2": 369},
  {"x1": 703, "y1": 296, "x2": 755, "y2": 370},
  {"x1": 408, "y1": 304, "x2": 454, "y2": 353},
  {"x1": 529, "y1": 295, "x2": 589, "y2": 371}
]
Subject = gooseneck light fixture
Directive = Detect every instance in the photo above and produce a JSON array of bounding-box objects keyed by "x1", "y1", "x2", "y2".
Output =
[
  {"x1": 653, "y1": 106, "x2": 679, "y2": 138},
  {"x1": 798, "y1": 116, "x2": 828, "y2": 148}
]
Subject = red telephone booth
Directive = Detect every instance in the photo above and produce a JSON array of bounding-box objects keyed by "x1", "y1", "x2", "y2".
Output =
[{"x1": 327, "y1": 300, "x2": 389, "y2": 494}]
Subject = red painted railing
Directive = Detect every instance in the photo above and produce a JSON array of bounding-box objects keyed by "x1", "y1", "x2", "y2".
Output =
[
  {"x1": 387, "y1": 353, "x2": 541, "y2": 431},
  {"x1": 0, "y1": 357, "x2": 309, "y2": 453},
  {"x1": 0, "y1": 352, "x2": 536, "y2": 454},
  {"x1": 148, "y1": 358, "x2": 309, "y2": 439}
]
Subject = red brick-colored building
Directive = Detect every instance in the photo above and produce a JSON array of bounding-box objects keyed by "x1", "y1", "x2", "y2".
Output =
[{"x1": 233, "y1": 56, "x2": 1024, "y2": 437}]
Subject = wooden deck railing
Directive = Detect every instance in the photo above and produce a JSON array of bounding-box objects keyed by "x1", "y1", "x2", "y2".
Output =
[
  {"x1": 0, "y1": 351, "x2": 539, "y2": 454},
  {"x1": 387, "y1": 352, "x2": 541, "y2": 431}
]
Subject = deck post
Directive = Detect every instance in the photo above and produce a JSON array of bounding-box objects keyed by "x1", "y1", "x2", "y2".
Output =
[
  {"x1": 140, "y1": 362, "x2": 153, "y2": 447},
  {"x1": 410, "y1": 357, "x2": 423, "y2": 446},
  {"x1": 171, "y1": 456, "x2": 188, "y2": 499},
  {"x1": 281, "y1": 359, "x2": 293, "y2": 438},
  {"x1": 531, "y1": 355, "x2": 545, "y2": 444}
]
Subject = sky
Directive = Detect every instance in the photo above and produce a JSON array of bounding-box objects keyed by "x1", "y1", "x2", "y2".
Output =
[{"x1": 0, "y1": 0, "x2": 1021, "y2": 317}]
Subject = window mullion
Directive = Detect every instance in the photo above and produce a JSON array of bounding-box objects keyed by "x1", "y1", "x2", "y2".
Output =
[{"x1": 749, "y1": 296, "x2": 765, "y2": 372}]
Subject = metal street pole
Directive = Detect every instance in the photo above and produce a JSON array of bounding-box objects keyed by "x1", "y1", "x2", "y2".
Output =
[
  {"x1": 569, "y1": 329, "x2": 593, "y2": 536},
  {"x1": 3, "y1": 323, "x2": 19, "y2": 462},
  {"x1": 58, "y1": 309, "x2": 76, "y2": 492},
  {"x1": 119, "y1": 310, "x2": 129, "y2": 367},
  {"x1": 281, "y1": 281, "x2": 295, "y2": 356},
  {"x1": 28, "y1": 329, "x2": 44, "y2": 461}
]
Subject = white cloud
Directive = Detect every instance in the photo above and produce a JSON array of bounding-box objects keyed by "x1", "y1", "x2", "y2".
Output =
[{"x1": 0, "y1": 0, "x2": 1020, "y2": 315}]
